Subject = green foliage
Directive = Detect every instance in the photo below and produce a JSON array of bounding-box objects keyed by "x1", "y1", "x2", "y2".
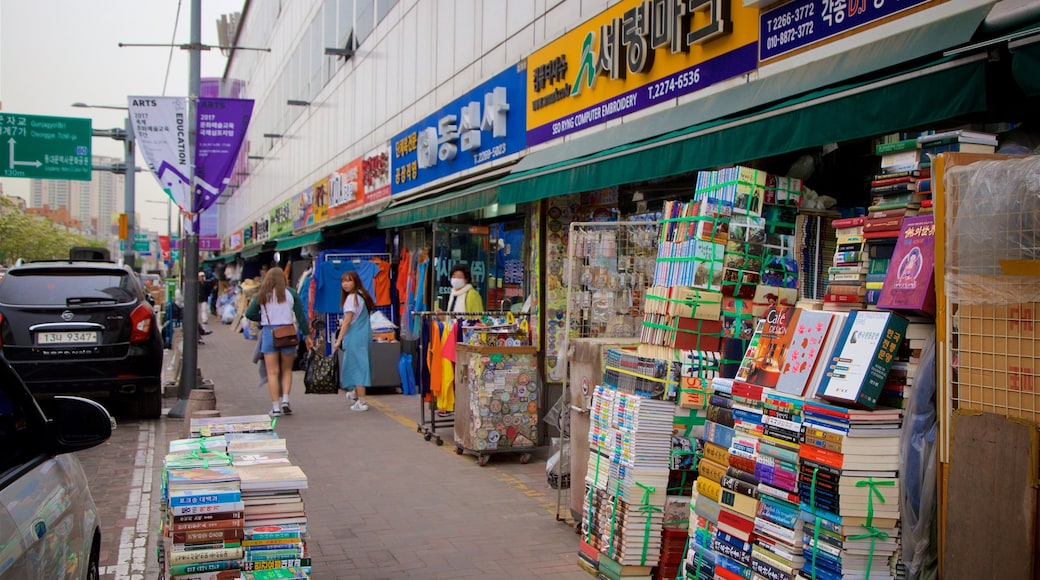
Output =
[{"x1": 0, "y1": 197, "x2": 105, "y2": 263}]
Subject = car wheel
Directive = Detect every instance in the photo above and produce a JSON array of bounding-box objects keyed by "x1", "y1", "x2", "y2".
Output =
[
  {"x1": 87, "y1": 531, "x2": 100, "y2": 580},
  {"x1": 130, "y1": 387, "x2": 162, "y2": 419}
]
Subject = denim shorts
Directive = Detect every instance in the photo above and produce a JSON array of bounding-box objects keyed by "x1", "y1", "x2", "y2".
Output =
[{"x1": 259, "y1": 326, "x2": 299, "y2": 355}]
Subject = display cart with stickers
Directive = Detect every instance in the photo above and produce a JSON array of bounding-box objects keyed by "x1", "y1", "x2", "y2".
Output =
[{"x1": 454, "y1": 343, "x2": 540, "y2": 466}]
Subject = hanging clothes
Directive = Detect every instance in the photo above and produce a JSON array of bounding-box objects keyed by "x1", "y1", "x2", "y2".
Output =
[
  {"x1": 371, "y1": 257, "x2": 392, "y2": 306},
  {"x1": 437, "y1": 321, "x2": 455, "y2": 413},
  {"x1": 314, "y1": 260, "x2": 379, "y2": 313},
  {"x1": 396, "y1": 247, "x2": 412, "y2": 324},
  {"x1": 427, "y1": 318, "x2": 444, "y2": 399}
]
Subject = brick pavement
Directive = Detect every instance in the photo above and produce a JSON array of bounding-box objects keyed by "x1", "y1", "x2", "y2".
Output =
[{"x1": 144, "y1": 321, "x2": 588, "y2": 579}]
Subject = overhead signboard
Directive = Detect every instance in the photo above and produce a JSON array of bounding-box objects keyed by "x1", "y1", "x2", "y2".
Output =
[
  {"x1": 390, "y1": 64, "x2": 527, "y2": 196},
  {"x1": 0, "y1": 113, "x2": 92, "y2": 181},
  {"x1": 525, "y1": 0, "x2": 760, "y2": 147}
]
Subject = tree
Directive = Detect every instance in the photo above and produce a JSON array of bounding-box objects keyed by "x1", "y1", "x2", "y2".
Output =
[{"x1": 0, "y1": 197, "x2": 105, "y2": 263}]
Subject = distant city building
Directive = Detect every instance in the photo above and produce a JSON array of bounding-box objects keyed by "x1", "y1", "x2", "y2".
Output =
[{"x1": 28, "y1": 155, "x2": 125, "y2": 238}]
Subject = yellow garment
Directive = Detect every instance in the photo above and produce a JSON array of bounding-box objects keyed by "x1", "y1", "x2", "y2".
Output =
[
  {"x1": 428, "y1": 319, "x2": 443, "y2": 398},
  {"x1": 437, "y1": 322, "x2": 455, "y2": 412}
]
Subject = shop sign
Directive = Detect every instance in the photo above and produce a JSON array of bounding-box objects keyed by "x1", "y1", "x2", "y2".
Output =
[
  {"x1": 243, "y1": 225, "x2": 253, "y2": 247},
  {"x1": 292, "y1": 187, "x2": 312, "y2": 231},
  {"x1": 759, "y1": 0, "x2": 932, "y2": 61},
  {"x1": 362, "y1": 145, "x2": 391, "y2": 202},
  {"x1": 198, "y1": 207, "x2": 220, "y2": 251},
  {"x1": 254, "y1": 217, "x2": 269, "y2": 243},
  {"x1": 312, "y1": 176, "x2": 330, "y2": 224},
  {"x1": 390, "y1": 64, "x2": 527, "y2": 196},
  {"x1": 269, "y1": 199, "x2": 293, "y2": 239},
  {"x1": 525, "y1": 0, "x2": 759, "y2": 147},
  {"x1": 230, "y1": 230, "x2": 243, "y2": 251},
  {"x1": 328, "y1": 159, "x2": 363, "y2": 219}
]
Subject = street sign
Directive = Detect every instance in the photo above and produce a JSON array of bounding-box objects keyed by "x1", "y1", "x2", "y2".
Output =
[
  {"x1": 0, "y1": 112, "x2": 92, "y2": 181},
  {"x1": 134, "y1": 241, "x2": 150, "y2": 252}
]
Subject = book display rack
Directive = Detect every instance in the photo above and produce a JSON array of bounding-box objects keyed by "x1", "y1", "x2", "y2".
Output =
[
  {"x1": 159, "y1": 415, "x2": 311, "y2": 580},
  {"x1": 568, "y1": 160, "x2": 952, "y2": 580}
]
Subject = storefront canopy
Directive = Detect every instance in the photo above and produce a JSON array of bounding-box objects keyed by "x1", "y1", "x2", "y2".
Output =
[
  {"x1": 377, "y1": 180, "x2": 500, "y2": 229},
  {"x1": 240, "y1": 244, "x2": 264, "y2": 259},
  {"x1": 201, "y1": 255, "x2": 223, "y2": 266},
  {"x1": 1011, "y1": 33, "x2": 1040, "y2": 96},
  {"x1": 499, "y1": 55, "x2": 988, "y2": 205},
  {"x1": 274, "y1": 230, "x2": 322, "y2": 251},
  {"x1": 223, "y1": 253, "x2": 239, "y2": 263}
]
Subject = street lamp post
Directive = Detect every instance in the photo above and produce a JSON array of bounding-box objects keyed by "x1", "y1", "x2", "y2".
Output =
[{"x1": 71, "y1": 103, "x2": 136, "y2": 269}]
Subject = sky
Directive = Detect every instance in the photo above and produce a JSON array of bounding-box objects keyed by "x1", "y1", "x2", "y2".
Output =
[{"x1": 0, "y1": 0, "x2": 245, "y2": 234}]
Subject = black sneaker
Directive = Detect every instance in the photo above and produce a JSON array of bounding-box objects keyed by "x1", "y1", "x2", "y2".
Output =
[{"x1": 281, "y1": 401, "x2": 293, "y2": 415}]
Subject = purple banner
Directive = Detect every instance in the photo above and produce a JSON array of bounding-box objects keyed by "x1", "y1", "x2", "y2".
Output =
[
  {"x1": 193, "y1": 97, "x2": 253, "y2": 213},
  {"x1": 526, "y1": 43, "x2": 758, "y2": 147},
  {"x1": 760, "y1": 0, "x2": 933, "y2": 61}
]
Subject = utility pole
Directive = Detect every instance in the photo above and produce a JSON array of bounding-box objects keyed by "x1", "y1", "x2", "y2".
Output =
[{"x1": 169, "y1": 0, "x2": 202, "y2": 418}]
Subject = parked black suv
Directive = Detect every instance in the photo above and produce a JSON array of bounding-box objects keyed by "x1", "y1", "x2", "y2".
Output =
[{"x1": 0, "y1": 256, "x2": 163, "y2": 418}]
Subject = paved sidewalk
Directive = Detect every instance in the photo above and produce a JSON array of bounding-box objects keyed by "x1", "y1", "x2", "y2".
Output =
[{"x1": 155, "y1": 322, "x2": 586, "y2": 579}]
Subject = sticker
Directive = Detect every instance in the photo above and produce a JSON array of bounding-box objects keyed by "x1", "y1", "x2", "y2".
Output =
[
  {"x1": 502, "y1": 414, "x2": 514, "y2": 426},
  {"x1": 476, "y1": 439, "x2": 487, "y2": 450},
  {"x1": 496, "y1": 422, "x2": 506, "y2": 432},
  {"x1": 490, "y1": 399, "x2": 502, "y2": 413},
  {"x1": 482, "y1": 370, "x2": 495, "y2": 383},
  {"x1": 488, "y1": 430, "x2": 501, "y2": 443},
  {"x1": 506, "y1": 426, "x2": 517, "y2": 440},
  {"x1": 517, "y1": 373, "x2": 530, "y2": 386},
  {"x1": 527, "y1": 401, "x2": 538, "y2": 413}
]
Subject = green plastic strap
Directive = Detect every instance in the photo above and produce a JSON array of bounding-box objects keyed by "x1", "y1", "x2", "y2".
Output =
[
  {"x1": 644, "y1": 293, "x2": 715, "y2": 305},
  {"x1": 657, "y1": 255, "x2": 718, "y2": 262},
  {"x1": 661, "y1": 214, "x2": 724, "y2": 223},
  {"x1": 809, "y1": 467, "x2": 821, "y2": 580},
  {"x1": 641, "y1": 319, "x2": 722, "y2": 336},
  {"x1": 607, "y1": 479, "x2": 622, "y2": 558},
  {"x1": 846, "y1": 478, "x2": 895, "y2": 579},
  {"x1": 635, "y1": 482, "x2": 662, "y2": 566}
]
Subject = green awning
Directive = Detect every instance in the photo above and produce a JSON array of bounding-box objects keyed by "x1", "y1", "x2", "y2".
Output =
[
  {"x1": 201, "y1": 255, "x2": 223, "y2": 266},
  {"x1": 240, "y1": 244, "x2": 263, "y2": 259},
  {"x1": 377, "y1": 181, "x2": 499, "y2": 229},
  {"x1": 274, "y1": 230, "x2": 322, "y2": 251},
  {"x1": 223, "y1": 253, "x2": 239, "y2": 263},
  {"x1": 1011, "y1": 37, "x2": 1040, "y2": 96},
  {"x1": 499, "y1": 56, "x2": 988, "y2": 204}
]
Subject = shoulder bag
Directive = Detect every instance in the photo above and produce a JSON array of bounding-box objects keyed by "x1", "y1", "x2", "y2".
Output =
[{"x1": 265, "y1": 303, "x2": 300, "y2": 349}]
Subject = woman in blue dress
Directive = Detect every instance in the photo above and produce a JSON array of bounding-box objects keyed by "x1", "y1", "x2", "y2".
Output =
[{"x1": 332, "y1": 270, "x2": 374, "y2": 411}]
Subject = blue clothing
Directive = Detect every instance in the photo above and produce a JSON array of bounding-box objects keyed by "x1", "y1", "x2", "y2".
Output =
[
  {"x1": 259, "y1": 326, "x2": 298, "y2": 355},
  {"x1": 315, "y1": 260, "x2": 379, "y2": 314},
  {"x1": 339, "y1": 296, "x2": 372, "y2": 389}
]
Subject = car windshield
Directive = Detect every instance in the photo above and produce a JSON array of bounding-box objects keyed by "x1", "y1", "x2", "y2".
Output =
[{"x1": 0, "y1": 269, "x2": 136, "y2": 306}]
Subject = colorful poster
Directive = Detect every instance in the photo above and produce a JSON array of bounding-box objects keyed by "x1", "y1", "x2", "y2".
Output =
[
  {"x1": 525, "y1": 0, "x2": 759, "y2": 147},
  {"x1": 328, "y1": 160, "x2": 363, "y2": 219},
  {"x1": 312, "y1": 176, "x2": 330, "y2": 225},
  {"x1": 362, "y1": 145, "x2": 391, "y2": 202},
  {"x1": 390, "y1": 64, "x2": 527, "y2": 196},
  {"x1": 269, "y1": 198, "x2": 293, "y2": 239},
  {"x1": 292, "y1": 187, "x2": 313, "y2": 231},
  {"x1": 229, "y1": 230, "x2": 243, "y2": 251},
  {"x1": 243, "y1": 225, "x2": 253, "y2": 247}
]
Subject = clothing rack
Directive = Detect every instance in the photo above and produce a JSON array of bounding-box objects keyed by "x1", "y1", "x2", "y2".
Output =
[{"x1": 413, "y1": 310, "x2": 531, "y2": 446}]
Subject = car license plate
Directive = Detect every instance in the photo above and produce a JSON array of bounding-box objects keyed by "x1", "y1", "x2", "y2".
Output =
[{"x1": 37, "y1": 331, "x2": 98, "y2": 345}]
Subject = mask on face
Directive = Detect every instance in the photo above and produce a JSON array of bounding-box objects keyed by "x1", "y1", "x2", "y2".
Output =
[{"x1": 450, "y1": 278, "x2": 465, "y2": 289}]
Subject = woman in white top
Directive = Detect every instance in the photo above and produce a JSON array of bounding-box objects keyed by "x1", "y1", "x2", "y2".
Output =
[{"x1": 246, "y1": 267, "x2": 308, "y2": 417}]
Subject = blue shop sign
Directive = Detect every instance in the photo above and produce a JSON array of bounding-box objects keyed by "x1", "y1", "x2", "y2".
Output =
[
  {"x1": 390, "y1": 63, "x2": 527, "y2": 196},
  {"x1": 760, "y1": 0, "x2": 933, "y2": 61}
]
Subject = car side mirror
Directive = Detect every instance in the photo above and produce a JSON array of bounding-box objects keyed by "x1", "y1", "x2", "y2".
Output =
[{"x1": 38, "y1": 396, "x2": 114, "y2": 454}]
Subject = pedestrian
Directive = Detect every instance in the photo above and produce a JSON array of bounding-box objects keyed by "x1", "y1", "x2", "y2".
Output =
[
  {"x1": 197, "y1": 272, "x2": 214, "y2": 335},
  {"x1": 332, "y1": 270, "x2": 374, "y2": 411},
  {"x1": 446, "y1": 264, "x2": 484, "y2": 313},
  {"x1": 245, "y1": 266, "x2": 309, "y2": 417}
]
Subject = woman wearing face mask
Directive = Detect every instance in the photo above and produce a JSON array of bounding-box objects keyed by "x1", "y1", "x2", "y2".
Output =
[{"x1": 446, "y1": 264, "x2": 483, "y2": 313}]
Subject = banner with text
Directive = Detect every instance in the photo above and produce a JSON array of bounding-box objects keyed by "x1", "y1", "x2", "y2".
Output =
[
  {"x1": 390, "y1": 64, "x2": 527, "y2": 196},
  {"x1": 525, "y1": 0, "x2": 759, "y2": 146},
  {"x1": 194, "y1": 98, "x2": 254, "y2": 213}
]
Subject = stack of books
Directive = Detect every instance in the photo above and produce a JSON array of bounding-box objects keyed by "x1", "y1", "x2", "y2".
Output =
[
  {"x1": 656, "y1": 526, "x2": 690, "y2": 580},
  {"x1": 164, "y1": 466, "x2": 244, "y2": 579},
  {"x1": 240, "y1": 524, "x2": 310, "y2": 577},
  {"x1": 190, "y1": 414, "x2": 276, "y2": 438},
  {"x1": 877, "y1": 215, "x2": 936, "y2": 318},
  {"x1": 228, "y1": 434, "x2": 291, "y2": 466},
  {"x1": 917, "y1": 129, "x2": 998, "y2": 160},
  {"x1": 583, "y1": 386, "x2": 674, "y2": 569},
  {"x1": 824, "y1": 218, "x2": 866, "y2": 311},
  {"x1": 796, "y1": 212, "x2": 840, "y2": 302},
  {"x1": 799, "y1": 402, "x2": 904, "y2": 580}
]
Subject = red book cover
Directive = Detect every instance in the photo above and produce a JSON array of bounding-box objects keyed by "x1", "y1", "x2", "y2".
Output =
[
  {"x1": 718, "y1": 508, "x2": 756, "y2": 537},
  {"x1": 673, "y1": 317, "x2": 723, "y2": 352},
  {"x1": 864, "y1": 216, "x2": 904, "y2": 231},
  {"x1": 798, "y1": 443, "x2": 844, "y2": 470},
  {"x1": 831, "y1": 216, "x2": 865, "y2": 229},
  {"x1": 824, "y1": 293, "x2": 864, "y2": 303},
  {"x1": 877, "y1": 215, "x2": 936, "y2": 316},
  {"x1": 863, "y1": 229, "x2": 902, "y2": 240},
  {"x1": 870, "y1": 176, "x2": 916, "y2": 187}
]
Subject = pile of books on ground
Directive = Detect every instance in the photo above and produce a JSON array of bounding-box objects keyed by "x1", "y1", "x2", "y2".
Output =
[
  {"x1": 581, "y1": 386, "x2": 674, "y2": 578},
  {"x1": 160, "y1": 415, "x2": 312, "y2": 579}
]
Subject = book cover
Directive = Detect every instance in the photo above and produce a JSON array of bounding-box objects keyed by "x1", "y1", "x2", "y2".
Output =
[
  {"x1": 741, "y1": 306, "x2": 798, "y2": 389},
  {"x1": 816, "y1": 311, "x2": 909, "y2": 409},
  {"x1": 167, "y1": 546, "x2": 244, "y2": 566},
  {"x1": 773, "y1": 311, "x2": 836, "y2": 397},
  {"x1": 877, "y1": 215, "x2": 936, "y2": 316}
]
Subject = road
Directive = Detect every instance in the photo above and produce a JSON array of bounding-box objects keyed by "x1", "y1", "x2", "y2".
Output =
[{"x1": 75, "y1": 321, "x2": 588, "y2": 579}]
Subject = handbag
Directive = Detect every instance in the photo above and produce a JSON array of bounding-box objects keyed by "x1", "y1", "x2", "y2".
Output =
[
  {"x1": 304, "y1": 322, "x2": 339, "y2": 394},
  {"x1": 272, "y1": 324, "x2": 300, "y2": 349}
]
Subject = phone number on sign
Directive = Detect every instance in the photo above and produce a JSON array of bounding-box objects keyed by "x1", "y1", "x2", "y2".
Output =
[
  {"x1": 646, "y1": 68, "x2": 701, "y2": 101},
  {"x1": 763, "y1": 21, "x2": 814, "y2": 51}
]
